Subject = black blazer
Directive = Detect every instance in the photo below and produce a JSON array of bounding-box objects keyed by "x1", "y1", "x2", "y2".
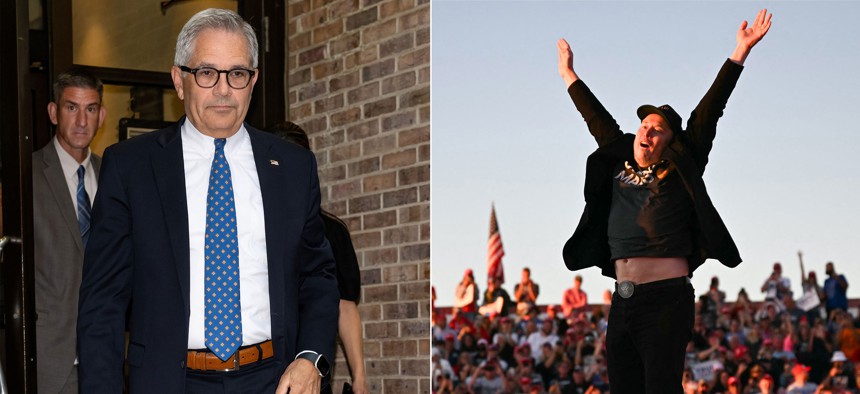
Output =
[
  {"x1": 562, "y1": 59, "x2": 745, "y2": 279},
  {"x1": 77, "y1": 119, "x2": 339, "y2": 392}
]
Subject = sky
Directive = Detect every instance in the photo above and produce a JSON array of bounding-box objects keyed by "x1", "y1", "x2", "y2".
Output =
[{"x1": 431, "y1": 1, "x2": 860, "y2": 307}]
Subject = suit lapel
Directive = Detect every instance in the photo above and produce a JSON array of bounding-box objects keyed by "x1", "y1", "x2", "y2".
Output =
[
  {"x1": 152, "y1": 123, "x2": 192, "y2": 312},
  {"x1": 41, "y1": 146, "x2": 85, "y2": 253},
  {"x1": 248, "y1": 127, "x2": 287, "y2": 304}
]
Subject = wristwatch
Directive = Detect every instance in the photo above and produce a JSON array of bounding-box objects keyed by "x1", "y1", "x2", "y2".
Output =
[{"x1": 295, "y1": 350, "x2": 330, "y2": 377}]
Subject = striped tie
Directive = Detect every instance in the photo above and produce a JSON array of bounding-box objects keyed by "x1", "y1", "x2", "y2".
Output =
[
  {"x1": 76, "y1": 165, "x2": 91, "y2": 247},
  {"x1": 204, "y1": 138, "x2": 243, "y2": 361}
]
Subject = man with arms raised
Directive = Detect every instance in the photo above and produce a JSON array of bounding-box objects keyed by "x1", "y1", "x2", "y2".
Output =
[
  {"x1": 557, "y1": 9, "x2": 771, "y2": 393},
  {"x1": 77, "y1": 9, "x2": 337, "y2": 393}
]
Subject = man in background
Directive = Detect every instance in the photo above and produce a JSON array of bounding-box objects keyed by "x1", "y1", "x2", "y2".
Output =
[
  {"x1": 824, "y1": 261, "x2": 848, "y2": 316},
  {"x1": 561, "y1": 275, "x2": 587, "y2": 318},
  {"x1": 33, "y1": 67, "x2": 105, "y2": 393}
]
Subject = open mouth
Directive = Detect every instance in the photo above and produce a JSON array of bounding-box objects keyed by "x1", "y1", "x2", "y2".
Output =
[{"x1": 639, "y1": 141, "x2": 650, "y2": 149}]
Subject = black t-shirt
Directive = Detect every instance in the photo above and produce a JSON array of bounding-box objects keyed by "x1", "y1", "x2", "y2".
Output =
[
  {"x1": 608, "y1": 161, "x2": 694, "y2": 260},
  {"x1": 322, "y1": 211, "x2": 361, "y2": 303}
]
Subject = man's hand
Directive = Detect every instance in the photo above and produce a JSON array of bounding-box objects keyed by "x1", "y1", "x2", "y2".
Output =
[
  {"x1": 557, "y1": 38, "x2": 579, "y2": 87},
  {"x1": 276, "y1": 358, "x2": 321, "y2": 394},
  {"x1": 730, "y1": 9, "x2": 772, "y2": 65}
]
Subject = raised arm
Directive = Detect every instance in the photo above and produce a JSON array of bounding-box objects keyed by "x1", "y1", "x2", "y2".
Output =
[
  {"x1": 558, "y1": 38, "x2": 623, "y2": 147},
  {"x1": 730, "y1": 9, "x2": 772, "y2": 65}
]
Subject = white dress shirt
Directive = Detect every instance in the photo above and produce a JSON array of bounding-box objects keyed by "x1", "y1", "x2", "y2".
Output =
[
  {"x1": 53, "y1": 136, "x2": 97, "y2": 212},
  {"x1": 182, "y1": 120, "x2": 272, "y2": 349}
]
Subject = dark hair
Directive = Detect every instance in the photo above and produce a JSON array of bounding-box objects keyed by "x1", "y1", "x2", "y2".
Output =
[
  {"x1": 53, "y1": 68, "x2": 103, "y2": 104},
  {"x1": 267, "y1": 121, "x2": 310, "y2": 150}
]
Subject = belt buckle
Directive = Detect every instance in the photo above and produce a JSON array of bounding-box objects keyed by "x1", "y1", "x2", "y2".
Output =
[
  {"x1": 220, "y1": 353, "x2": 240, "y2": 372},
  {"x1": 618, "y1": 281, "x2": 635, "y2": 298}
]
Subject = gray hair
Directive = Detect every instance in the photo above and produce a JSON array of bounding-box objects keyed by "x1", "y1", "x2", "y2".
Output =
[
  {"x1": 53, "y1": 67, "x2": 103, "y2": 104},
  {"x1": 174, "y1": 8, "x2": 259, "y2": 68}
]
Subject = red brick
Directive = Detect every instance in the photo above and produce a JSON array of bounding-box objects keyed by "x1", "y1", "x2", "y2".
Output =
[
  {"x1": 313, "y1": 94, "x2": 344, "y2": 113},
  {"x1": 398, "y1": 164, "x2": 428, "y2": 185},
  {"x1": 359, "y1": 303, "x2": 382, "y2": 321},
  {"x1": 289, "y1": 0, "x2": 311, "y2": 19},
  {"x1": 298, "y1": 81, "x2": 328, "y2": 102},
  {"x1": 347, "y1": 157, "x2": 380, "y2": 177},
  {"x1": 346, "y1": 7, "x2": 378, "y2": 30},
  {"x1": 329, "y1": 32, "x2": 361, "y2": 57},
  {"x1": 363, "y1": 172, "x2": 397, "y2": 192},
  {"x1": 382, "y1": 111, "x2": 416, "y2": 132},
  {"x1": 418, "y1": 184, "x2": 429, "y2": 202},
  {"x1": 380, "y1": 0, "x2": 415, "y2": 19},
  {"x1": 382, "y1": 149, "x2": 416, "y2": 169},
  {"x1": 419, "y1": 378, "x2": 431, "y2": 394},
  {"x1": 379, "y1": 33, "x2": 414, "y2": 58},
  {"x1": 361, "y1": 17, "x2": 397, "y2": 44},
  {"x1": 345, "y1": 46, "x2": 379, "y2": 69},
  {"x1": 398, "y1": 126, "x2": 428, "y2": 147},
  {"x1": 382, "y1": 264, "x2": 418, "y2": 282},
  {"x1": 365, "y1": 359, "x2": 399, "y2": 375},
  {"x1": 349, "y1": 194, "x2": 381, "y2": 214},
  {"x1": 418, "y1": 65, "x2": 429, "y2": 84},
  {"x1": 418, "y1": 338, "x2": 430, "y2": 356},
  {"x1": 400, "y1": 281, "x2": 430, "y2": 301},
  {"x1": 418, "y1": 143, "x2": 429, "y2": 162},
  {"x1": 330, "y1": 0, "x2": 361, "y2": 18},
  {"x1": 331, "y1": 107, "x2": 362, "y2": 127},
  {"x1": 289, "y1": 68, "x2": 311, "y2": 86},
  {"x1": 383, "y1": 302, "x2": 418, "y2": 320},
  {"x1": 398, "y1": 8, "x2": 429, "y2": 32},
  {"x1": 330, "y1": 70, "x2": 360, "y2": 92},
  {"x1": 344, "y1": 216, "x2": 361, "y2": 232},
  {"x1": 361, "y1": 58, "x2": 396, "y2": 83},
  {"x1": 322, "y1": 200, "x2": 346, "y2": 216},
  {"x1": 292, "y1": 31, "x2": 312, "y2": 51},
  {"x1": 288, "y1": 90, "x2": 297, "y2": 106},
  {"x1": 401, "y1": 359, "x2": 429, "y2": 376},
  {"x1": 383, "y1": 225, "x2": 419, "y2": 245},
  {"x1": 419, "y1": 261, "x2": 429, "y2": 280},
  {"x1": 312, "y1": 21, "x2": 344, "y2": 45},
  {"x1": 346, "y1": 119, "x2": 380, "y2": 141},
  {"x1": 347, "y1": 82, "x2": 380, "y2": 104},
  {"x1": 364, "y1": 342, "x2": 381, "y2": 358},
  {"x1": 420, "y1": 222, "x2": 429, "y2": 241},
  {"x1": 312, "y1": 58, "x2": 344, "y2": 80},
  {"x1": 311, "y1": 128, "x2": 344, "y2": 149},
  {"x1": 300, "y1": 8, "x2": 328, "y2": 31},
  {"x1": 363, "y1": 134, "x2": 397, "y2": 156},
  {"x1": 399, "y1": 243, "x2": 428, "y2": 262},
  {"x1": 382, "y1": 71, "x2": 416, "y2": 94},
  {"x1": 365, "y1": 322, "x2": 399, "y2": 339},
  {"x1": 364, "y1": 284, "x2": 398, "y2": 303},
  {"x1": 351, "y1": 231, "x2": 381, "y2": 249},
  {"x1": 361, "y1": 267, "x2": 382, "y2": 285},
  {"x1": 299, "y1": 45, "x2": 327, "y2": 67},
  {"x1": 331, "y1": 179, "x2": 361, "y2": 200},
  {"x1": 363, "y1": 96, "x2": 397, "y2": 118},
  {"x1": 297, "y1": 116, "x2": 328, "y2": 134},
  {"x1": 398, "y1": 205, "x2": 426, "y2": 223},
  {"x1": 363, "y1": 247, "x2": 398, "y2": 265},
  {"x1": 291, "y1": 102, "x2": 313, "y2": 119},
  {"x1": 399, "y1": 86, "x2": 429, "y2": 108},
  {"x1": 419, "y1": 103, "x2": 429, "y2": 123},
  {"x1": 381, "y1": 340, "x2": 417, "y2": 357},
  {"x1": 319, "y1": 165, "x2": 346, "y2": 183},
  {"x1": 330, "y1": 142, "x2": 361, "y2": 163},
  {"x1": 364, "y1": 210, "x2": 397, "y2": 229},
  {"x1": 399, "y1": 46, "x2": 429, "y2": 69}
]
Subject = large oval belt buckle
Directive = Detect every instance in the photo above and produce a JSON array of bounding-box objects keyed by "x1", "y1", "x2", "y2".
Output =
[{"x1": 618, "y1": 281, "x2": 635, "y2": 298}]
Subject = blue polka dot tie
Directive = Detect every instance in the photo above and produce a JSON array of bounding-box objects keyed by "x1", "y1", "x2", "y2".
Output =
[{"x1": 205, "y1": 138, "x2": 242, "y2": 361}]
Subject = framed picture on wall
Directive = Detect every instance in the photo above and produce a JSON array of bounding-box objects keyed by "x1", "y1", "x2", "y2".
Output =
[{"x1": 119, "y1": 118, "x2": 173, "y2": 141}]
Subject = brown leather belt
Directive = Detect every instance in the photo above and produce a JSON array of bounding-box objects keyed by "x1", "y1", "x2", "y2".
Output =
[{"x1": 186, "y1": 340, "x2": 274, "y2": 371}]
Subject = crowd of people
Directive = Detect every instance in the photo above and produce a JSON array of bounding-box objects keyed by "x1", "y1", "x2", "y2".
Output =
[{"x1": 433, "y1": 261, "x2": 858, "y2": 393}]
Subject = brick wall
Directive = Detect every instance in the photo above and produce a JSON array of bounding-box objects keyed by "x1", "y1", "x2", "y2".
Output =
[{"x1": 287, "y1": 0, "x2": 430, "y2": 392}]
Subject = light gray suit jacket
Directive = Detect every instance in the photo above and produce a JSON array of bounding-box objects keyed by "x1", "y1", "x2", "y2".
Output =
[{"x1": 33, "y1": 143, "x2": 100, "y2": 393}]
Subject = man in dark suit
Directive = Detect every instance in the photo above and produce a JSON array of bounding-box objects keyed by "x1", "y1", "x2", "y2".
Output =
[
  {"x1": 77, "y1": 8, "x2": 338, "y2": 394},
  {"x1": 33, "y1": 68, "x2": 105, "y2": 394},
  {"x1": 557, "y1": 9, "x2": 771, "y2": 393}
]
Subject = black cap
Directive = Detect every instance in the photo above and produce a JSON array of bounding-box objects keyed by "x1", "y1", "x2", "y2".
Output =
[{"x1": 637, "y1": 104, "x2": 682, "y2": 135}]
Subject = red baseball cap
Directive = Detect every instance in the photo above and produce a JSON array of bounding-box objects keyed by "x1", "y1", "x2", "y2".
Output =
[
  {"x1": 519, "y1": 377, "x2": 531, "y2": 385},
  {"x1": 792, "y1": 364, "x2": 811, "y2": 375}
]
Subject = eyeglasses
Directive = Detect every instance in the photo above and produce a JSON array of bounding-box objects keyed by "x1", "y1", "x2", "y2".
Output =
[{"x1": 179, "y1": 65, "x2": 255, "y2": 89}]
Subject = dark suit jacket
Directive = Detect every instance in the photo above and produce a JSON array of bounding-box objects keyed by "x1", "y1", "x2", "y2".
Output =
[
  {"x1": 77, "y1": 119, "x2": 339, "y2": 392},
  {"x1": 562, "y1": 59, "x2": 745, "y2": 279},
  {"x1": 33, "y1": 143, "x2": 100, "y2": 393}
]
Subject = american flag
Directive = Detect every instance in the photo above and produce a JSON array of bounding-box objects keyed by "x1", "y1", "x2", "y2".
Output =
[{"x1": 487, "y1": 204, "x2": 505, "y2": 284}]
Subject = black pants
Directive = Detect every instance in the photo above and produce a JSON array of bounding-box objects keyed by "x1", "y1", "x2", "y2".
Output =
[
  {"x1": 185, "y1": 358, "x2": 279, "y2": 393},
  {"x1": 606, "y1": 277, "x2": 694, "y2": 394}
]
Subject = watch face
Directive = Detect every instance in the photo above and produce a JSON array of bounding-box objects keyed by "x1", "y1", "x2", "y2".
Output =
[{"x1": 316, "y1": 355, "x2": 331, "y2": 376}]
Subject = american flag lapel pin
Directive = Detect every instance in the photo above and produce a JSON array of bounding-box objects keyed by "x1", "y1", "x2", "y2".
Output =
[{"x1": 270, "y1": 159, "x2": 280, "y2": 166}]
